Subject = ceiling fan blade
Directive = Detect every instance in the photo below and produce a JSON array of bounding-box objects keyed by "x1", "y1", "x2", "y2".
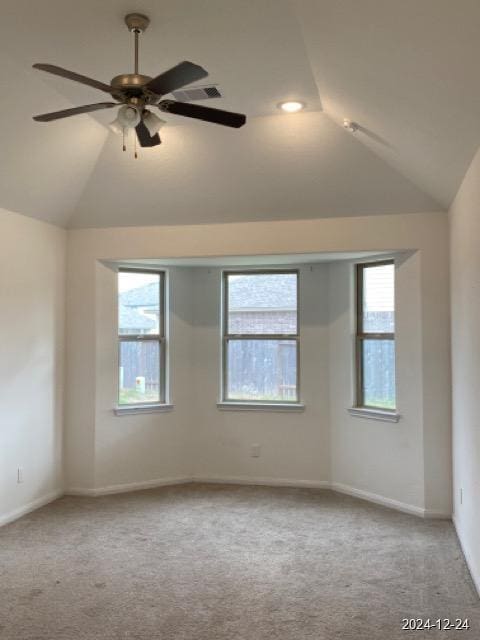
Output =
[
  {"x1": 145, "y1": 61, "x2": 208, "y2": 96},
  {"x1": 33, "y1": 63, "x2": 114, "y2": 94},
  {"x1": 158, "y1": 100, "x2": 246, "y2": 128},
  {"x1": 135, "y1": 120, "x2": 161, "y2": 147},
  {"x1": 33, "y1": 102, "x2": 117, "y2": 122}
]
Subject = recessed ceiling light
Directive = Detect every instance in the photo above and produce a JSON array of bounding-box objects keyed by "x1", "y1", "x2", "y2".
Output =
[{"x1": 278, "y1": 101, "x2": 305, "y2": 113}]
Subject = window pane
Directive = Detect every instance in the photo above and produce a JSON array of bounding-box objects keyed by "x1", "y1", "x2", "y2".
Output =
[
  {"x1": 227, "y1": 273, "x2": 297, "y2": 334},
  {"x1": 362, "y1": 264, "x2": 394, "y2": 333},
  {"x1": 226, "y1": 340, "x2": 297, "y2": 402},
  {"x1": 362, "y1": 339, "x2": 395, "y2": 409},
  {"x1": 119, "y1": 341, "x2": 160, "y2": 405},
  {"x1": 118, "y1": 272, "x2": 160, "y2": 335}
]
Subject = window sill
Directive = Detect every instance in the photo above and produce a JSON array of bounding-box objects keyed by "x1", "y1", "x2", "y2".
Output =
[
  {"x1": 217, "y1": 401, "x2": 305, "y2": 413},
  {"x1": 114, "y1": 404, "x2": 174, "y2": 416},
  {"x1": 348, "y1": 407, "x2": 400, "y2": 423}
]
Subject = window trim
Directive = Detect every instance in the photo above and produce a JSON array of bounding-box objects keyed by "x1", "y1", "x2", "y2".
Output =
[
  {"x1": 355, "y1": 260, "x2": 396, "y2": 412},
  {"x1": 347, "y1": 406, "x2": 400, "y2": 423},
  {"x1": 217, "y1": 401, "x2": 305, "y2": 412},
  {"x1": 221, "y1": 269, "x2": 300, "y2": 405},
  {"x1": 117, "y1": 268, "x2": 167, "y2": 408}
]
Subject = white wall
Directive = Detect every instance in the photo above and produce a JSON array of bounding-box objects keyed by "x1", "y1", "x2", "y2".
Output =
[
  {"x1": 64, "y1": 211, "x2": 451, "y2": 517},
  {"x1": 77, "y1": 261, "x2": 330, "y2": 491},
  {"x1": 190, "y1": 264, "x2": 330, "y2": 486},
  {"x1": 0, "y1": 209, "x2": 65, "y2": 525},
  {"x1": 450, "y1": 147, "x2": 480, "y2": 593},
  {"x1": 93, "y1": 264, "x2": 194, "y2": 491},
  {"x1": 65, "y1": 262, "x2": 195, "y2": 492},
  {"x1": 328, "y1": 254, "x2": 426, "y2": 512}
]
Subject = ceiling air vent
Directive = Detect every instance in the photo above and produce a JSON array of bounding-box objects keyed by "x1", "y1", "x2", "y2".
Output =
[{"x1": 171, "y1": 86, "x2": 222, "y2": 101}]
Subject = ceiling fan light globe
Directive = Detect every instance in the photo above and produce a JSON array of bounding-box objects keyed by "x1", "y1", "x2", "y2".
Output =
[
  {"x1": 109, "y1": 117, "x2": 124, "y2": 135},
  {"x1": 117, "y1": 105, "x2": 141, "y2": 128},
  {"x1": 143, "y1": 111, "x2": 166, "y2": 137}
]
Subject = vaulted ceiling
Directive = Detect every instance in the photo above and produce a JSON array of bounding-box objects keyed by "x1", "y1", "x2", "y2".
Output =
[{"x1": 1, "y1": 0, "x2": 479, "y2": 228}]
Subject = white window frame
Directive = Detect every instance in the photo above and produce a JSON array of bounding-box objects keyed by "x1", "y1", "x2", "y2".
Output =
[
  {"x1": 220, "y1": 269, "x2": 301, "y2": 407},
  {"x1": 354, "y1": 260, "x2": 397, "y2": 414},
  {"x1": 116, "y1": 268, "x2": 169, "y2": 411}
]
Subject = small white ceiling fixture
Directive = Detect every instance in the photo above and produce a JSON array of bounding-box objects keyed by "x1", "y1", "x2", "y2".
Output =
[
  {"x1": 278, "y1": 101, "x2": 305, "y2": 113},
  {"x1": 343, "y1": 119, "x2": 359, "y2": 133}
]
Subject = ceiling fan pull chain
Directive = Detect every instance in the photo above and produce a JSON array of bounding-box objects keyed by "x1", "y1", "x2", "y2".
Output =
[
  {"x1": 134, "y1": 132, "x2": 138, "y2": 159},
  {"x1": 122, "y1": 127, "x2": 126, "y2": 152}
]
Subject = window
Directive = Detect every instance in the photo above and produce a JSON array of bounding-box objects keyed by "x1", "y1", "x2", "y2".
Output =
[
  {"x1": 117, "y1": 270, "x2": 166, "y2": 406},
  {"x1": 356, "y1": 261, "x2": 395, "y2": 411},
  {"x1": 222, "y1": 271, "x2": 299, "y2": 403}
]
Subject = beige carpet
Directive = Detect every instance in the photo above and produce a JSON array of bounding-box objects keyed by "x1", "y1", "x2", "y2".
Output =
[{"x1": 0, "y1": 483, "x2": 478, "y2": 640}]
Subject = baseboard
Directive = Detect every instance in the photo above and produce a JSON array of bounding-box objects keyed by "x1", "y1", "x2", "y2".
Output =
[
  {"x1": 423, "y1": 508, "x2": 452, "y2": 520},
  {"x1": 192, "y1": 475, "x2": 330, "y2": 490},
  {"x1": 453, "y1": 515, "x2": 480, "y2": 598},
  {"x1": 0, "y1": 488, "x2": 63, "y2": 528},
  {"x1": 88, "y1": 474, "x2": 439, "y2": 522},
  {"x1": 17, "y1": 478, "x2": 449, "y2": 525},
  {"x1": 331, "y1": 482, "x2": 431, "y2": 518},
  {"x1": 64, "y1": 487, "x2": 97, "y2": 496},
  {"x1": 66, "y1": 476, "x2": 192, "y2": 497}
]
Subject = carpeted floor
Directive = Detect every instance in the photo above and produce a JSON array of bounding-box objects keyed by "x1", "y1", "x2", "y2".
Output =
[{"x1": 0, "y1": 483, "x2": 478, "y2": 640}]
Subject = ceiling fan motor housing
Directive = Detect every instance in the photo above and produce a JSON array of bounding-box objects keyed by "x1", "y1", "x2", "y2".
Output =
[{"x1": 110, "y1": 74, "x2": 153, "y2": 90}]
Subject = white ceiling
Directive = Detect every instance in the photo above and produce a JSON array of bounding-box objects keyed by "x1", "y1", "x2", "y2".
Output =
[
  {"x1": 1, "y1": 0, "x2": 479, "y2": 228},
  {"x1": 295, "y1": 0, "x2": 480, "y2": 209}
]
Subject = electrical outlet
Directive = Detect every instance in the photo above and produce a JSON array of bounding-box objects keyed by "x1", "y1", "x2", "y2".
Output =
[
  {"x1": 251, "y1": 444, "x2": 261, "y2": 458},
  {"x1": 17, "y1": 467, "x2": 24, "y2": 484}
]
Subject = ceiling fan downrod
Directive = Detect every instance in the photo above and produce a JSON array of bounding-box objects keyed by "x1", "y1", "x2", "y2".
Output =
[{"x1": 124, "y1": 13, "x2": 150, "y2": 75}]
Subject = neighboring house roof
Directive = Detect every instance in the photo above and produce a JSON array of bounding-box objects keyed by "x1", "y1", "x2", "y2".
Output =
[
  {"x1": 119, "y1": 274, "x2": 296, "y2": 332},
  {"x1": 120, "y1": 282, "x2": 159, "y2": 308},
  {"x1": 119, "y1": 305, "x2": 155, "y2": 332},
  {"x1": 119, "y1": 283, "x2": 158, "y2": 332},
  {"x1": 228, "y1": 274, "x2": 297, "y2": 311}
]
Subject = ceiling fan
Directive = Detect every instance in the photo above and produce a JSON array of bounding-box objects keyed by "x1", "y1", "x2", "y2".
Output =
[{"x1": 32, "y1": 13, "x2": 246, "y2": 150}]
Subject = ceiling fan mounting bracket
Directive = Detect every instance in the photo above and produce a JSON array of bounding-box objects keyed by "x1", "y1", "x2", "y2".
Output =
[{"x1": 124, "y1": 13, "x2": 150, "y2": 33}]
